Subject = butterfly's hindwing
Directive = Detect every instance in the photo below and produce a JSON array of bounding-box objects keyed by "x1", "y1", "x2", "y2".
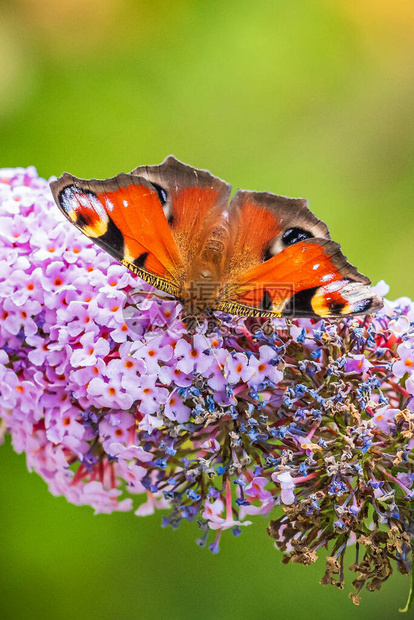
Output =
[{"x1": 218, "y1": 190, "x2": 381, "y2": 318}]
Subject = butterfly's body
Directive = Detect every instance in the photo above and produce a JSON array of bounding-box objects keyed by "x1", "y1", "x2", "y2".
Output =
[
  {"x1": 177, "y1": 223, "x2": 227, "y2": 316},
  {"x1": 50, "y1": 156, "x2": 383, "y2": 320}
]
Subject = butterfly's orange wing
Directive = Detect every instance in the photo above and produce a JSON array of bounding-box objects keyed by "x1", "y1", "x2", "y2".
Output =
[
  {"x1": 51, "y1": 158, "x2": 382, "y2": 319},
  {"x1": 50, "y1": 172, "x2": 184, "y2": 295},
  {"x1": 219, "y1": 190, "x2": 383, "y2": 318},
  {"x1": 132, "y1": 156, "x2": 231, "y2": 268},
  {"x1": 50, "y1": 157, "x2": 231, "y2": 299}
]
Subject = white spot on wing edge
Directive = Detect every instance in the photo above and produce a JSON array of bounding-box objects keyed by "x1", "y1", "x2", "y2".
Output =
[{"x1": 104, "y1": 197, "x2": 114, "y2": 211}]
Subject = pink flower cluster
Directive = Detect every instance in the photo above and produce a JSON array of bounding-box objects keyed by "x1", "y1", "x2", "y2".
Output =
[
  {"x1": 0, "y1": 166, "x2": 285, "y2": 514},
  {"x1": 1, "y1": 167, "x2": 413, "y2": 605}
]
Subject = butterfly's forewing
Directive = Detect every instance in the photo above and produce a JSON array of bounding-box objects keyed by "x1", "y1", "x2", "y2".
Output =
[
  {"x1": 219, "y1": 190, "x2": 383, "y2": 318},
  {"x1": 50, "y1": 173, "x2": 183, "y2": 295}
]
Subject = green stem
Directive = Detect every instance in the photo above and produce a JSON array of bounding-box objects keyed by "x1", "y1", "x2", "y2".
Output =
[{"x1": 399, "y1": 546, "x2": 414, "y2": 613}]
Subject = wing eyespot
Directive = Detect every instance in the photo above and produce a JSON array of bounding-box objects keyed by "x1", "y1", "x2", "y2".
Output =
[
  {"x1": 351, "y1": 298, "x2": 373, "y2": 313},
  {"x1": 76, "y1": 212, "x2": 90, "y2": 227},
  {"x1": 282, "y1": 227, "x2": 314, "y2": 246},
  {"x1": 328, "y1": 301, "x2": 346, "y2": 314},
  {"x1": 151, "y1": 183, "x2": 168, "y2": 206},
  {"x1": 151, "y1": 182, "x2": 175, "y2": 225}
]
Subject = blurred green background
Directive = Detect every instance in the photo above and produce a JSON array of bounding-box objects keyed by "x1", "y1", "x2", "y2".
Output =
[{"x1": 1, "y1": 1, "x2": 414, "y2": 618}]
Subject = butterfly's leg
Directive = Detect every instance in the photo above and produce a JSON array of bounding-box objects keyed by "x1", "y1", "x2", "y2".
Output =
[{"x1": 130, "y1": 289, "x2": 175, "y2": 302}]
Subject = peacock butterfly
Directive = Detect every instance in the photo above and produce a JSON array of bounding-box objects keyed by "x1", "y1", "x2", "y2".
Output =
[{"x1": 50, "y1": 156, "x2": 383, "y2": 320}]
